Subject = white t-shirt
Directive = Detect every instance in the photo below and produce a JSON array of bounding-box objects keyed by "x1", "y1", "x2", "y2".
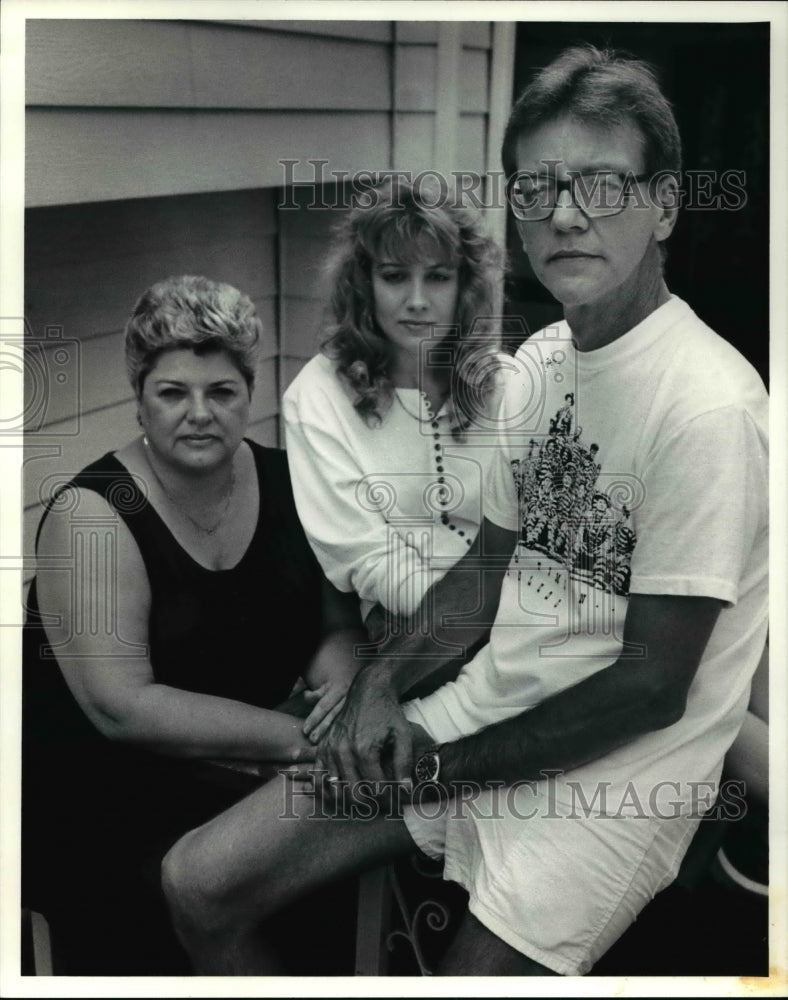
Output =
[
  {"x1": 405, "y1": 296, "x2": 768, "y2": 811},
  {"x1": 283, "y1": 353, "x2": 502, "y2": 619}
]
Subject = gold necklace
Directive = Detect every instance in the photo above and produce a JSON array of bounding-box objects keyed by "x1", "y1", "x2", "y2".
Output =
[{"x1": 143, "y1": 442, "x2": 236, "y2": 536}]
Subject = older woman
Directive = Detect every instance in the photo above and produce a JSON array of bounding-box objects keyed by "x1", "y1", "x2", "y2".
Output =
[
  {"x1": 22, "y1": 275, "x2": 362, "y2": 973},
  {"x1": 284, "y1": 177, "x2": 504, "y2": 680}
]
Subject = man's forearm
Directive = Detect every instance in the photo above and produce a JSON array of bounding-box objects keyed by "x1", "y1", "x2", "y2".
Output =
[
  {"x1": 438, "y1": 656, "x2": 680, "y2": 788},
  {"x1": 436, "y1": 593, "x2": 723, "y2": 789},
  {"x1": 358, "y1": 567, "x2": 498, "y2": 698},
  {"x1": 359, "y1": 523, "x2": 515, "y2": 698},
  {"x1": 314, "y1": 529, "x2": 512, "y2": 784}
]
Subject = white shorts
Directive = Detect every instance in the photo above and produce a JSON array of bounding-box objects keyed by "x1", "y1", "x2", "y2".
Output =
[{"x1": 402, "y1": 780, "x2": 701, "y2": 976}]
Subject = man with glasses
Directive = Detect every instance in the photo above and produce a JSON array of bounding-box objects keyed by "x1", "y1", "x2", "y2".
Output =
[{"x1": 163, "y1": 46, "x2": 768, "y2": 977}]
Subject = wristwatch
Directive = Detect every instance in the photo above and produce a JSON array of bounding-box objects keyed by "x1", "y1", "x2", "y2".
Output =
[{"x1": 414, "y1": 747, "x2": 441, "y2": 785}]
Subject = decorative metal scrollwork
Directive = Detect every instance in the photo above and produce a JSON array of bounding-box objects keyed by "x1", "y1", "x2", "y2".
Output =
[{"x1": 383, "y1": 858, "x2": 452, "y2": 975}]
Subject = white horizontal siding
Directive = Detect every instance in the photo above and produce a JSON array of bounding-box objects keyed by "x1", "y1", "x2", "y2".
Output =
[
  {"x1": 27, "y1": 109, "x2": 392, "y2": 206},
  {"x1": 26, "y1": 248, "x2": 278, "y2": 345},
  {"x1": 219, "y1": 21, "x2": 393, "y2": 42},
  {"x1": 26, "y1": 20, "x2": 390, "y2": 109},
  {"x1": 25, "y1": 188, "x2": 277, "y2": 269},
  {"x1": 223, "y1": 21, "x2": 489, "y2": 47},
  {"x1": 26, "y1": 20, "x2": 194, "y2": 107},
  {"x1": 25, "y1": 191, "x2": 279, "y2": 365},
  {"x1": 25, "y1": 18, "x2": 497, "y2": 206}
]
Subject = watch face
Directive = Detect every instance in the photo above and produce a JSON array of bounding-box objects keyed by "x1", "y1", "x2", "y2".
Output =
[{"x1": 415, "y1": 751, "x2": 439, "y2": 783}]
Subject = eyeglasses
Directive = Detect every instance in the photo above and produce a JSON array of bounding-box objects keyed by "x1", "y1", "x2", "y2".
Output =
[{"x1": 507, "y1": 170, "x2": 649, "y2": 221}]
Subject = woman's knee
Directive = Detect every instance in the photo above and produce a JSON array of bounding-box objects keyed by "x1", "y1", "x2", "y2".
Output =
[
  {"x1": 161, "y1": 826, "x2": 266, "y2": 939},
  {"x1": 161, "y1": 831, "x2": 211, "y2": 932}
]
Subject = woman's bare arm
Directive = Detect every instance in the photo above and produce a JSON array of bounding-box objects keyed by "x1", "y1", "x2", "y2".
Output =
[{"x1": 35, "y1": 489, "x2": 315, "y2": 763}]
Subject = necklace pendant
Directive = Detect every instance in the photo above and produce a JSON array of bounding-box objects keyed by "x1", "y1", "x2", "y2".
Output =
[{"x1": 144, "y1": 448, "x2": 236, "y2": 537}]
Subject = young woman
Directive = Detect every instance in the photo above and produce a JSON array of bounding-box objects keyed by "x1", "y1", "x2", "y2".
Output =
[{"x1": 283, "y1": 176, "x2": 505, "y2": 665}]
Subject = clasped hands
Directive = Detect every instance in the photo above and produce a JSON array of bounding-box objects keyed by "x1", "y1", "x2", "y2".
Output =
[{"x1": 286, "y1": 666, "x2": 433, "y2": 805}]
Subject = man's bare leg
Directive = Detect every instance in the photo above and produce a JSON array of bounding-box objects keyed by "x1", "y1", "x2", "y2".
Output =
[
  {"x1": 437, "y1": 911, "x2": 558, "y2": 976},
  {"x1": 161, "y1": 774, "x2": 413, "y2": 974}
]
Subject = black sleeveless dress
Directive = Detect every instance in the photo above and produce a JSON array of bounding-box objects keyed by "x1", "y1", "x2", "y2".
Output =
[{"x1": 22, "y1": 441, "x2": 324, "y2": 973}]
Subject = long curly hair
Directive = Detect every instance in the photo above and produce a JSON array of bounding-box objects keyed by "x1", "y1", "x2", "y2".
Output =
[{"x1": 321, "y1": 175, "x2": 504, "y2": 436}]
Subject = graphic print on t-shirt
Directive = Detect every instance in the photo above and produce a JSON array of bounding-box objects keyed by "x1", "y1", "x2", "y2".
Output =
[{"x1": 512, "y1": 395, "x2": 637, "y2": 597}]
